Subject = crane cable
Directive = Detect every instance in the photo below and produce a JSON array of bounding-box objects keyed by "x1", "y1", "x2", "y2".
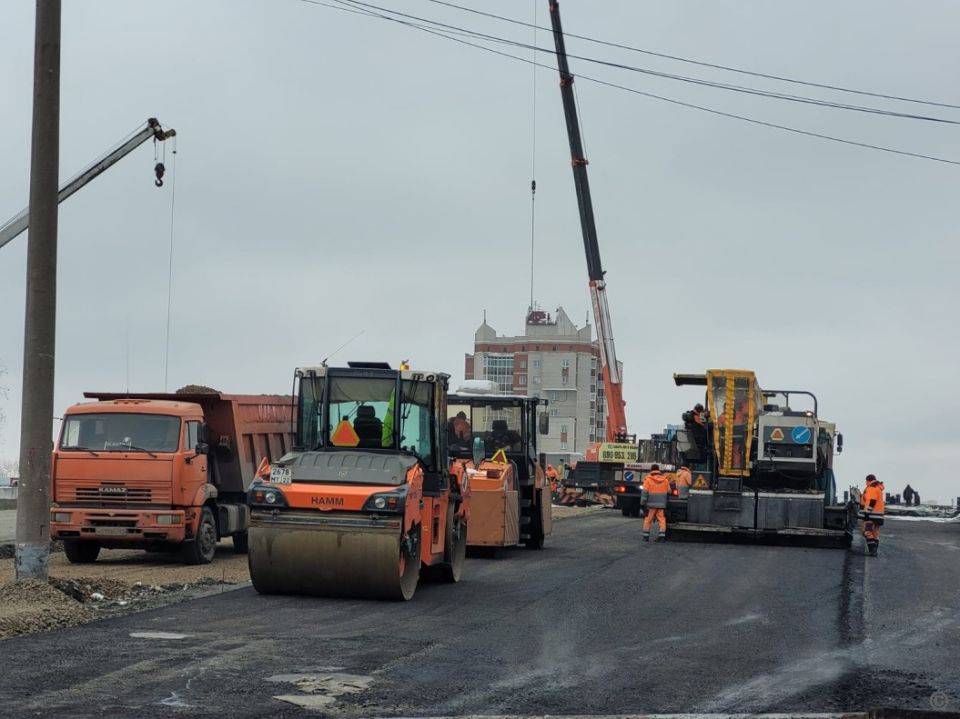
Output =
[{"x1": 529, "y1": 0, "x2": 537, "y2": 310}]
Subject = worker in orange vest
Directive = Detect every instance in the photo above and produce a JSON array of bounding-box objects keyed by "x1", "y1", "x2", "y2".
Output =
[
  {"x1": 860, "y1": 474, "x2": 885, "y2": 556},
  {"x1": 641, "y1": 464, "x2": 671, "y2": 543},
  {"x1": 673, "y1": 465, "x2": 692, "y2": 499},
  {"x1": 546, "y1": 464, "x2": 559, "y2": 493}
]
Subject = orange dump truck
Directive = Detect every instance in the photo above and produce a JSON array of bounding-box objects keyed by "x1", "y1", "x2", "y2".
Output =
[{"x1": 50, "y1": 391, "x2": 293, "y2": 564}]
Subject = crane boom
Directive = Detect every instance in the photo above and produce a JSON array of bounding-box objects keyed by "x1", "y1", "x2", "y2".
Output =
[
  {"x1": 0, "y1": 117, "x2": 175, "y2": 251},
  {"x1": 547, "y1": 1, "x2": 627, "y2": 441}
]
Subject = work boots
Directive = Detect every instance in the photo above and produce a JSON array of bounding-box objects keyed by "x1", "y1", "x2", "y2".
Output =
[
  {"x1": 642, "y1": 534, "x2": 650, "y2": 542},
  {"x1": 655, "y1": 535, "x2": 666, "y2": 543},
  {"x1": 866, "y1": 541, "x2": 879, "y2": 556}
]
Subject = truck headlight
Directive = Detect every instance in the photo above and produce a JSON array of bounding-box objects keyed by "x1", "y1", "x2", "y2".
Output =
[
  {"x1": 53, "y1": 512, "x2": 71, "y2": 523},
  {"x1": 157, "y1": 514, "x2": 181, "y2": 525}
]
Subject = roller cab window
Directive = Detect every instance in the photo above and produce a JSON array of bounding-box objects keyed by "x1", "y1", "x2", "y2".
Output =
[
  {"x1": 303, "y1": 374, "x2": 438, "y2": 470},
  {"x1": 446, "y1": 402, "x2": 524, "y2": 458}
]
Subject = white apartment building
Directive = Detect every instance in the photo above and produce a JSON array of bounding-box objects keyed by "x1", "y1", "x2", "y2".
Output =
[{"x1": 464, "y1": 306, "x2": 608, "y2": 463}]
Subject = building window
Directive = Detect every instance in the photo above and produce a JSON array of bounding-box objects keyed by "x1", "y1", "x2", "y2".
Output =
[
  {"x1": 560, "y1": 425, "x2": 568, "y2": 444},
  {"x1": 518, "y1": 375, "x2": 527, "y2": 386},
  {"x1": 549, "y1": 409, "x2": 558, "y2": 417},
  {"x1": 482, "y1": 354, "x2": 514, "y2": 393},
  {"x1": 519, "y1": 360, "x2": 527, "y2": 369},
  {"x1": 553, "y1": 346, "x2": 557, "y2": 351},
  {"x1": 590, "y1": 384, "x2": 596, "y2": 394},
  {"x1": 533, "y1": 376, "x2": 540, "y2": 385},
  {"x1": 560, "y1": 441, "x2": 569, "y2": 450},
  {"x1": 590, "y1": 400, "x2": 595, "y2": 409},
  {"x1": 532, "y1": 359, "x2": 541, "y2": 369},
  {"x1": 548, "y1": 390, "x2": 558, "y2": 402},
  {"x1": 561, "y1": 359, "x2": 570, "y2": 369}
]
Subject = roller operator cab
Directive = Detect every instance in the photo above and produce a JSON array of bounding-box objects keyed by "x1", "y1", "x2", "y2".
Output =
[
  {"x1": 448, "y1": 380, "x2": 553, "y2": 550},
  {"x1": 666, "y1": 369, "x2": 857, "y2": 547},
  {"x1": 247, "y1": 363, "x2": 469, "y2": 601}
]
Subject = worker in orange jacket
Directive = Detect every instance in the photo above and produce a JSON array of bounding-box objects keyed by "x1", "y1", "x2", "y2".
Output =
[
  {"x1": 641, "y1": 464, "x2": 671, "y2": 543},
  {"x1": 860, "y1": 473, "x2": 885, "y2": 556},
  {"x1": 546, "y1": 464, "x2": 559, "y2": 493},
  {"x1": 673, "y1": 465, "x2": 692, "y2": 499}
]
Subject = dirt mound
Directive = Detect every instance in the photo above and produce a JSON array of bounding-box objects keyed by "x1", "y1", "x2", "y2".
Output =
[
  {"x1": 176, "y1": 384, "x2": 219, "y2": 394},
  {"x1": 50, "y1": 576, "x2": 131, "y2": 602},
  {"x1": 0, "y1": 579, "x2": 94, "y2": 639}
]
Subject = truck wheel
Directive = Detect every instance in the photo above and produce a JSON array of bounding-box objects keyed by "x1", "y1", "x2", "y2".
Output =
[
  {"x1": 63, "y1": 540, "x2": 100, "y2": 564},
  {"x1": 232, "y1": 531, "x2": 249, "y2": 554},
  {"x1": 181, "y1": 507, "x2": 217, "y2": 565}
]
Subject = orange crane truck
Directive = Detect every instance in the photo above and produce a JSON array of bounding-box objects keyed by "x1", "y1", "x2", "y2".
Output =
[
  {"x1": 246, "y1": 362, "x2": 482, "y2": 600},
  {"x1": 50, "y1": 390, "x2": 294, "y2": 564}
]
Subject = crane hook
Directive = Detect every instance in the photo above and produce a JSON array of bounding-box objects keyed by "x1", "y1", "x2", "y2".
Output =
[{"x1": 154, "y1": 161, "x2": 165, "y2": 187}]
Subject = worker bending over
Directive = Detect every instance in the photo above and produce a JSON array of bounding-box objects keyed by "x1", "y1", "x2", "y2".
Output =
[
  {"x1": 673, "y1": 465, "x2": 692, "y2": 499},
  {"x1": 860, "y1": 473, "x2": 885, "y2": 556},
  {"x1": 641, "y1": 464, "x2": 671, "y2": 543},
  {"x1": 546, "y1": 464, "x2": 559, "y2": 493}
]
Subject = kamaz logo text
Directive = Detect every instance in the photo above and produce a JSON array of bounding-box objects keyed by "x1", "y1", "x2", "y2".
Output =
[
  {"x1": 311, "y1": 496, "x2": 345, "y2": 506},
  {"x1": 99, "y1": 486, "x2": 127, "y2": 495}
]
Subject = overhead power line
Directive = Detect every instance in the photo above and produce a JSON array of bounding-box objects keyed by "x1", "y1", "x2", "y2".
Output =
[
  {"x1": 326, "y1": 0, "x2": 960, "y2": 125},
  {"x1": 420, "y1": 0, "x2": 960, "y2": 111},
  {"x1": 307, "y1": 0, "x2": 960, "y2": 166}
]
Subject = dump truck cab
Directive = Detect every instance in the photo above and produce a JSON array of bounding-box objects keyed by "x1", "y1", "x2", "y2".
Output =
[
  {"x1": 247, "y1": 363, "x2": 469, "y2": 600},
  {"x1": 448, "y1": 380, "x2": 553, "y2": 549},
  {"x1": 51, "y1": 392, "x2": 293, "y2": 564}
]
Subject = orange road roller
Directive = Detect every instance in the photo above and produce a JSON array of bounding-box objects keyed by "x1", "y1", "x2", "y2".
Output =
[{"x1": 247, "y1": 362, "x2": 470, "y2": 600}]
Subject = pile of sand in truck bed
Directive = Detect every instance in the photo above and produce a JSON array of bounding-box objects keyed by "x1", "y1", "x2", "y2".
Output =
[
  {"x1": 0, "y1": 579, "x2": 95, "y2": 639},
  {"x1": 176, "y1": 384, "x2": 219, "y2": 394}
]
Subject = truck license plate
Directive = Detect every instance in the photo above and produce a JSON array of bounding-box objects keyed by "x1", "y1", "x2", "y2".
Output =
[
  {"x1": 270, "y1": 466, "x2": 292, "y2": 485},
  {"x1": 95, "y1": 527, "x2": 129, "y2": 536}
]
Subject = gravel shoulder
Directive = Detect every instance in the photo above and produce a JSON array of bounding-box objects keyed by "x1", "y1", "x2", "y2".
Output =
[
  {"x1": 0, "y1": 542, "x2": 248, "y2": 640},
  {"x1": 0, "y1": 506, "x2": 597, "y2": 641}
]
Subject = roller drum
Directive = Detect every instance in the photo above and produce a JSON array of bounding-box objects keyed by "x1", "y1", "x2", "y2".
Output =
[{"x1": 248, "y1": 518, "x2": 421, "y2": 600}]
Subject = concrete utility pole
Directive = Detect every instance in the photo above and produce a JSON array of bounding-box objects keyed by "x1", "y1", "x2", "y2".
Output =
[{"x1": 16, "y1": 0, "x2": 62, "y2": 581}]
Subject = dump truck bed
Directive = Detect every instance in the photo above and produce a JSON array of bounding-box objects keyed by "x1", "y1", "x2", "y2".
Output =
[{"x1": 83, "y1": 392, "x2": 294, "y2": 496}]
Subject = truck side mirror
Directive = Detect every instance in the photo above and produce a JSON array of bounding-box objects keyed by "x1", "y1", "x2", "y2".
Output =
[
  {"x1": 538, "y1": 412, "x2": 550, "y2": 435},
  {"x1": 196, "y1": 442, "x2": 210, "y2": 455},
  {"x1": 472, "y1": 436, "x2": 484, "y2": 466},
  {"x1": 836, "y1": 433, "x2": 843, "y2": 454}
]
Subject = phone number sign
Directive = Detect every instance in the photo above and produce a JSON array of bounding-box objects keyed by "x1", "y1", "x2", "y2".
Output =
[{"x1": 597, "y1": 442, "x2": 639, "y2": 463}]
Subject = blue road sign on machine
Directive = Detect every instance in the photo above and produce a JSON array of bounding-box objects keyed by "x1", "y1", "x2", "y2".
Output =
[
  {"x1": 791, "y1": 426, "x2": 812, "y2": 444},
  {"x1": 624, "y1": 470, "x2": 635, "y2": 483}
]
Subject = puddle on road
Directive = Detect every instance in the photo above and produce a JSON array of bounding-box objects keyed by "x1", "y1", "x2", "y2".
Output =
[
  {"x1": 129, "y1": 631, "x2": 192, "y2": 640},
  {"x1": 269, "y1": 671, "x2": 373, "y2": 709}
]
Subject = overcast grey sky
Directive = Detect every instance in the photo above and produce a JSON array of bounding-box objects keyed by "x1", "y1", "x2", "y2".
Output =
[{"x1": 1, "y1": 1, "x2": 957, "y2": 501}]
